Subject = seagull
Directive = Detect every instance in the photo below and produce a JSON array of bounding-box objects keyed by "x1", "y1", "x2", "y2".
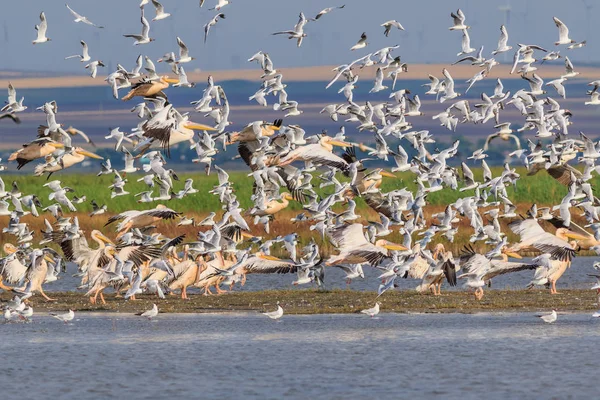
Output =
[
  {"x1": 50, "y1": 310, "x2": 75, "y2": 324},
  {"x1": 176, "y1": 37, "x2": 194, "y2": 63},
  {"x1": 361, "y1": 302, "x2": 380, "y2": 317},
  {"x1": 137, "y1": 303, "x2": 159, "y2": 319},
  {"x1": 1, "y1": 82, "x2": 27, "y2": 113},
  {"x1": 312, "y1": 5, "x2": 345, "y2": 21},
  {"x1": 381, "y1": 20, "x2": 404, "y2": 36},
  {"x1": 150, "y1": 0, "x2": 170, "y2": 21},
  {"x1": 65, "y1": 40, "x2": 91, "y2": 62},
  {"x1": 567, "y1": 40, "x2": 586, "y2": 50},
  {"x1": 272, "y1": 12, "x2": 307, "y2": 47},
  {"x1": 262, "y1": 302, "x2": 284, "y2": 320},
  {"x1": 449, "y1": 9, "x2": 469, "y2": 30},
  {"x1": 553, "y1": 17, "x2": 575, "y2": 45},
  {"x1": 209, "y1": 0, "x2": 230, "y2": 11},
  {"x1": 32, "y1": 12, "x2": 50, "y2": 44},
  {"x1": 204, "y1": 13, "x2": 225, "y2": 44},
  {"x1": 123, "y1": 8, "x2": 154, "y2": 45},
  {"x1": 65, "y1": 4, "x2": 104, "y2": 28},
  {"x1": 539, "y1": 310, "x2": 557, "y2": 324},
  {"x1": 546, "y1": 77, "x2": 567, "y2": 99},
  {"x1": 85, "y1": 61, "x2": 105, "y2": 78},
  {"x1": 492, "y1": 25, "x2": 512, "y2": 55},
  {"x1": 350, "y1": 32, "x2": 368, "y2": 51},
  {"x1": 457, "y1": 30, "x2": 475, "y2": 56},
  {"x1": 369, "y1": 67, "x2": 388, "y2": 93}
]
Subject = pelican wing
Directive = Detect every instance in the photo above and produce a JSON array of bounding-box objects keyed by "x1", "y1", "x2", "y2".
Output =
[
  {"x1": 328, "y1": 223, "x2": 369, "y2": 251},
  {"x1": 484, "y1": 260, "x2": 539, "y2": 281},
  {"x1": 117, "y1": 244, "x2": 162, "y2": 267},
  {"x1": 242, "y1": 256, "x2": 297, "y2": 274}
]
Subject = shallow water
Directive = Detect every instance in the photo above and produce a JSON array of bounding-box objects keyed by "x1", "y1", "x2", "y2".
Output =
[{"x1": 1, "y1": 312, "x2": 598, "y2": 399}]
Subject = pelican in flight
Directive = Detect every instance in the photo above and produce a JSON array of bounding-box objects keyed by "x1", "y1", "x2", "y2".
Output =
[
  {"x1": 8, "y1": 138, "x2": 64, "y2": 170},
  {"x1": 277, "y1": 135, "x2": 351, "y2": 170},
  {"x1": 228, "y1": 119, "x2": 283, "y2": 143},
  {"x1": 507, "y1": 219, "x2": 586, "y2": 261},
  {"x1": 32, "y1": 12, "x2": 50, "y2": 44},
  {"x1": 326, "y1": 223, "x2": 407, "y2": 266},
  {"x1": 121, "y1": 76, "x2": 179, "y2": 101},
  {"x1": 105, "y1": 204, "x2": 180, "y2": 238},
  {"x1": 33, "y1": 147, "x2": 103, "y2": 177}
]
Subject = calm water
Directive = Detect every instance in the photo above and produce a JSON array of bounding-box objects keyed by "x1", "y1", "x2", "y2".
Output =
[
  {"x1": 1, "y1": 312, "x2": 599, "y2": 399},
  {"x1": 44, "y1": 256, "x2": 600, "y2": 294}
]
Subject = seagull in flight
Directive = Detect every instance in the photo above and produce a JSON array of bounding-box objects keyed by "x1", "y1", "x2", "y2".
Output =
[
  {"x1": 123, "y1": 8, "x2": 154, "y2": 45},
  {"x1": 65, "y1": 40, "x2": 91, "y2": 62},
  {"x1": 272, "y1": 12, "x2": 308, "y2": 47},
  {"x1": 65, "y1": 4, "x2": 104, "y2": 28},
  {"x1": 32, "y1": 12, "x2": 50, "y2": 44},
  {"x1": 311, "y1": 5, "x2": 345, "y2": 21},
  {"x1": 351, "y1": 32, "x2": 367, "y2": 51},
  {"x1": 150, "y1": 0, "x2": 171, "y2": 21},
  {"x1": 553, "y1": 17, "x2": 575, "y2": 45},
  {"x1": 204, "y1": 13, "x2": 226, "y2": 44},
  {"x1": 381, "y1": 20, "x2": 405, "y2": 37}
]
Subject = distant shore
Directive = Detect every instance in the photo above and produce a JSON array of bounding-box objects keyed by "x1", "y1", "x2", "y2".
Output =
[
  {"x1": 1, "y1": 64, "x2": 597, "y2": 89},
  {"x1": 3, "y1": 289, "x2": 597, "y2": 315}
]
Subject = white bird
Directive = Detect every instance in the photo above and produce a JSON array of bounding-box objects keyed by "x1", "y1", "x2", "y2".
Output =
[
  {"x1": 50, "y1": 310, "x2": 75, "y2": 324},
  {"x1": 204, "y1": 13, "x2": 226, "y2": 44},
  {"x1": 123, "y1": 8, "x2": 153, "y2": 45},
  {"x1": 138, "y1": 303, "x2": 159, "y2": 319},
  {"x1": 350, "y1": 32, "x2": 368, "y2": 51},
  {"x1": 457, "y1": 29, "x2": 475, "y2": 56},
  {"x1": 449, "y1": 9, "x2": 469, "y2": 30},
  {"x1": 32, "y1": 12, "x2": 50, "y2": 44},
  {"x1": 262, "y1": 303, "x2": 284, "y2": 320},
  {"x1": 65, "y1": 4, "x2": 104, "y2": 28},
  {"x1": 361, "y1": 302, "x2": 380, "y2": 317},
  {"x1": 381, "y1": 20, "x2": 404, "y2": 36},
  {"x1": 312, "y1": 5, "x2": 345, "y2": 21},
  {"x1": 150, "y1": 0, "x2": 170, "y2": 21},
  {"x1": 85, "y1": 60, "x2": 105, "y2": 79},
  {"x1": 65, "y1": 40, "x2": 91, "y2": 62},
  {"x1": 492, "y1": 25, "x2": 512, "y2": 55},
  {"x1": 176, "y1": 37, "x2": 194, "y2": 63},
  {"x1": 539, "y1": 310, "x2": 557, "y2": 324},
  {"x1": 209, "y1": 0, "x2": 230, "y2": 11},
  {"x1": 553, "y1": 17, "x2": 575, "y2": 46},
  {"x1": 369, "y1": 67, "x2": 388, "y2": 93}
]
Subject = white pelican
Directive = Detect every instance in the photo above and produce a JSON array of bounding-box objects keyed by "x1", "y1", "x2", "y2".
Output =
[
  {"x1": 122, "y1": 76, "x2": 179, "y2": 101},
  {"x1": 105, "y1": 204, "x2": 181, "y2": 238},
  {"x1": 33, "y1": 147, "x2": 103, "y2": 176},
  {"x1": 277, "y1": 135, "x2": 351, "y2": 170},
  {"x1": 8, "y1": 138, "x2": 64, "y2": 170},
  {"x1": 0, "y1": 244, "x2": 27, "y2": 291},
  {"x1": 507, "y1": 219, "x2": 586, "y2": 261},
  {"x1": 326, "y1": 223, "x2": 407, "y2": 266}
]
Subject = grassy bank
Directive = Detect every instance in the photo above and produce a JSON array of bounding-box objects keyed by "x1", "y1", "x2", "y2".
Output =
[
  {"x1": 1, "y1": 167, "x2": 597, "y2": 255},
  {"x1": 3, "y1": 289, "x2": 598, "y2": 315}
]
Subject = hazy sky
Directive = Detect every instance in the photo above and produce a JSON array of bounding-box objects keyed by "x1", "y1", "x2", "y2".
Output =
[{"x1": 1, "y1": 0, "x2": 596, "y2": 74}]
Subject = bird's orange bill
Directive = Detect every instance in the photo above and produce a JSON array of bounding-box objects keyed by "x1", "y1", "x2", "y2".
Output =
[
  {"x1": 77, "y1": 149, "x2": 103, "y2": 159},
  {"x1": 380, "y1": 170, "x2": 396, "y2": 178},
  {"x1": 44, "y1": 255, "x2": 55, "y2": 263},
  {"x1": 53, "y1": 143, "x2": 65, "y2": 148},
  {"x1": 329, "y1": 140, "x2": 352, "y2": 147},
  {"x1": 185, "y1": 122, "x2": 217, "y2": 131},
  {"x1": 505, "y1": 251, "x2": 522, "y2": 259},
  {"x1": 383, "y1": 243, "x2": 408, "y2": 251},
  {"x1": 163, "y1": 77, "x2": 180, "y2": 84},
  {"x1": 95, "y1": 232, "x2": 115, "y2": 245},
  {"x1": 259, "y1": 254, "x2": 282, "y2": 261},
  {"x1": 564, "y1": 231, "x2": 590, "y2": 241}
]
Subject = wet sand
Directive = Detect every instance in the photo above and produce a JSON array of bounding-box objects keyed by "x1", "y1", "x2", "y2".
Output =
[{"x1": 3, "y1": 288, "x2": 597, "y2": 315}]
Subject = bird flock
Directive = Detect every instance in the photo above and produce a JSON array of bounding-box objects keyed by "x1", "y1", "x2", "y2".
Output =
[{"x1": 2, "y1": 3, "x2": 600, "y2": 321}]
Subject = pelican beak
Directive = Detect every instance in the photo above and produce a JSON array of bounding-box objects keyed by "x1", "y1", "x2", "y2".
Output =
[
  {"x1": 565, "y1": 232, "x2": 589, "y2": 240},
  {"x1": 163, "y1": 77, "x2": 179, "y2": 84},
  {"x1": 97, "y1": 233, "x2": 115, "y2": 246},
  {"x1": 241, "y1": 231, "x2": 255, "y2": 239},
  {"x1": 383, "y1": 243, "x2": 408, "y2": 251},
  {"x1": 53, "y1": 143, "x2": 65, "y2": 148},
  {"x1": 329, "y1": 140, "x2": 352, "y2": 147},
  {"x1": 267, "y1": 125, "x2": 281, "y2": 131},
  {"x1": 259, "y1": 254, "x2": 282, "y2": 261},
  {"x1": 380, "y1": 170, "x2": 396, "y2": 178},
  {"x1": 185, "y1": 122, "x2": 217, "y2": 131},
  {"x1": 505, "y1": 251, "x2": 522, "y2": 259},
  {"x1": 44, "y1": 255, "x2": 54, "y2": 263},
  {"x1": 78, "y1": 150, "x2": 104, "y2": 160},
  {"x1": 284, "y1": 193, "x2": 294, "y2": 201}
]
